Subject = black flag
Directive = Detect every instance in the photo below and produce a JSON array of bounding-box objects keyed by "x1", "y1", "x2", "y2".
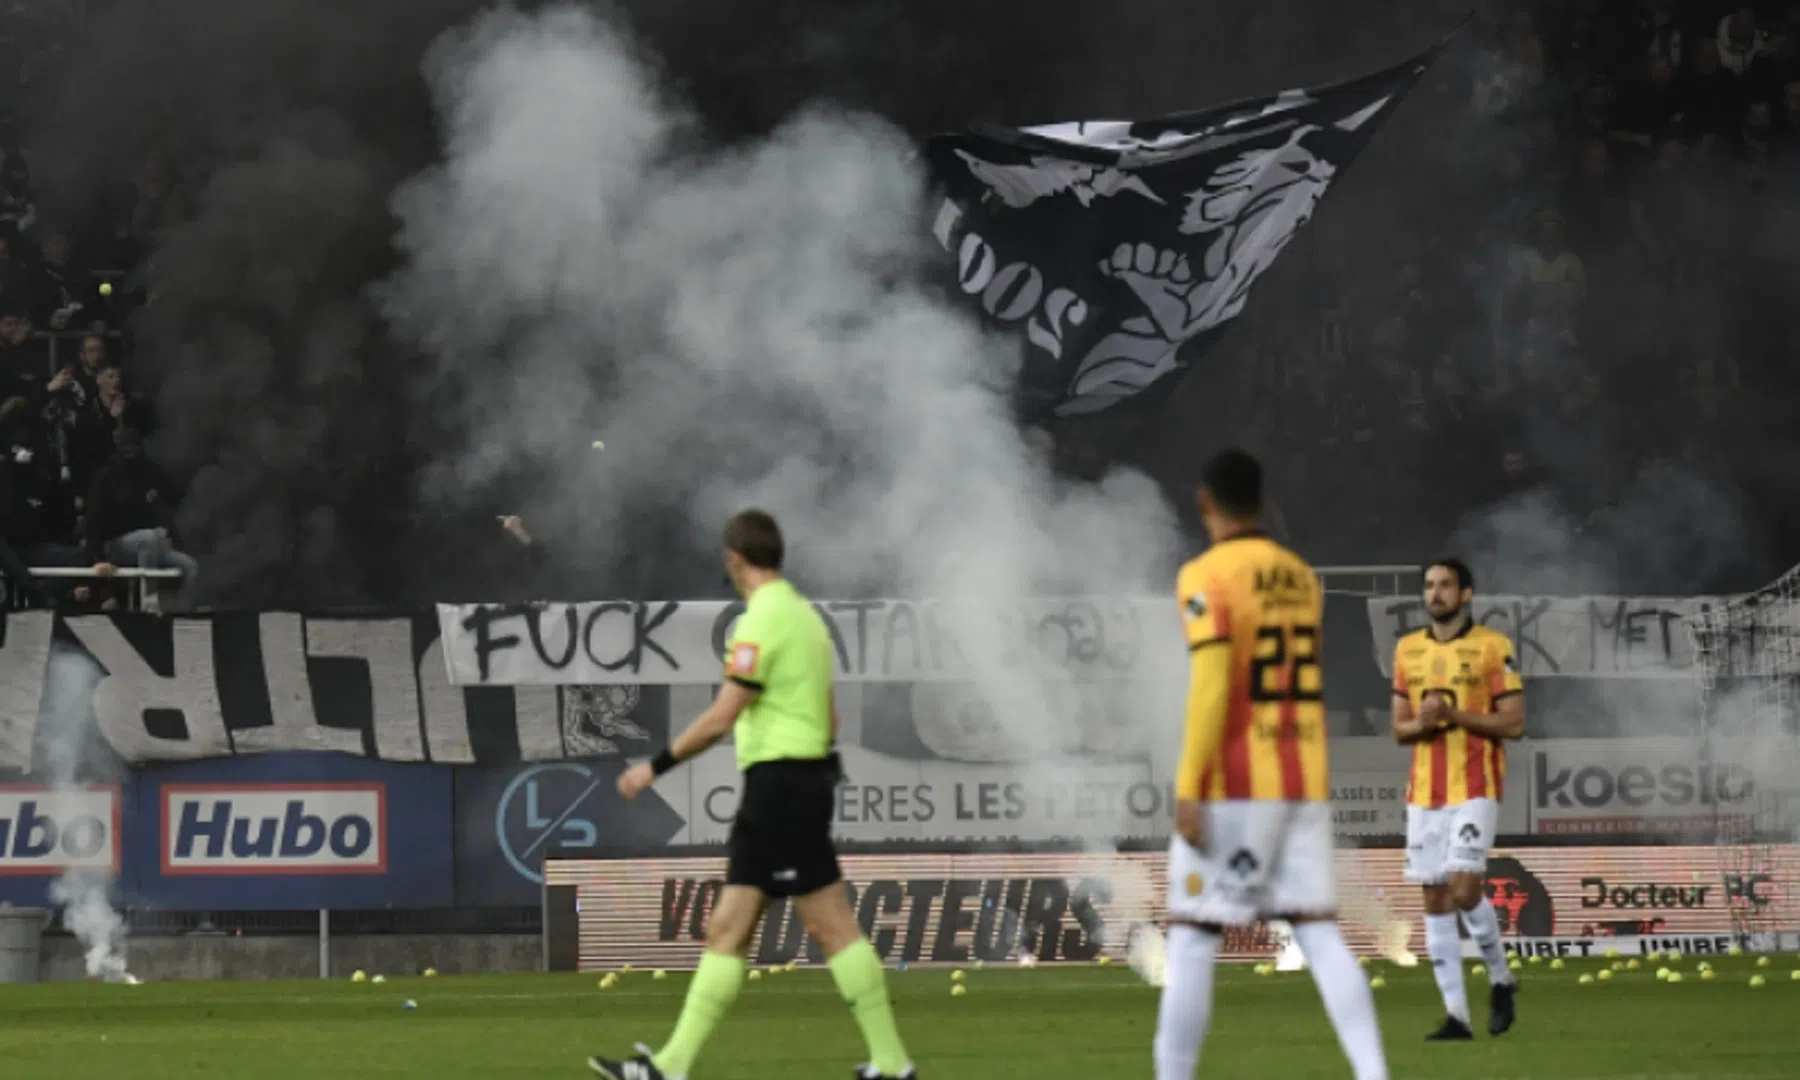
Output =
[{"x1": 925, "y1": 43, "x2": 1446, "y2": 418}]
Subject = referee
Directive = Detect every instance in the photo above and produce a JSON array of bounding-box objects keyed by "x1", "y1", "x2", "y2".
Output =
[{"x1": 590, "y1": 510, "x2": 916, "y2": 1080}]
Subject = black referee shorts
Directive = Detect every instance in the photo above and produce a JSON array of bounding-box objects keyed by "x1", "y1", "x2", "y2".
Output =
[{"x1": 726, "y1": 756, "x2": 841, "y2": 899}]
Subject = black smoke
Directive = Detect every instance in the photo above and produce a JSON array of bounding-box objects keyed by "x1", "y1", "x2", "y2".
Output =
[{"x1": 32, "y1": 0, "x2": 1689, "y2": 608}]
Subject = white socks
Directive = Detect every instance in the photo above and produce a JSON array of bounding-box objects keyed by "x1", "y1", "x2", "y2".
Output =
[
  {"x1": 1154, "y1": 921, "x2": 1390, "y2": 1080},
  {"x1": 1460, "y1": 898, "x2": 1514, "y2": 984},
  {"x1": 1293, "y1": 921, "x2": 1390, "y2": 1080},
  {"x1": 1425, "y1": 912, "x2": 1469, "y2": 1024},
  {"x1": 1153, "y1": 924, "x2": 1218, "y2": 1080}
]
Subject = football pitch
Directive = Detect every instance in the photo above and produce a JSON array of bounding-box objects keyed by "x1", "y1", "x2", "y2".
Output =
[{"x1": 1, "y1": 956, "x2": 1795, "y2": 1079}]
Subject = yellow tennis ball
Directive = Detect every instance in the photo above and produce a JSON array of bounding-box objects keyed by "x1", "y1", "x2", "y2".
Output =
[
  {"x1": 950, "y1": 984, "x2": 966, "y2": 997},
  {"x1": 1701, "y1": 969, "x2": 1715, "y2": 981},
  {"x1": 950, "y1": 970, "x2": 965, "y2": 982},
  {"x1": 1749, "y1": 975, "x2": 1766, "y2": 988},
  {"x1": 1369, "y1": 976, "x2": 1386, "y2": 989},
  {"x1": 99, "y1": 281, "x2": 113, "y2": 297},
  {"x1": 1579, "y1": 974, "x2": 1594, "y2": 985},
  {"x1": 653, "y1": 970, "x2": 667, "y2": 980},
  {"x1": 1471, "y1": 964, "x2": 1485, "y2": 976},
  {"x1": 748, "y1": 970, "x2": 762, "y2": 981},
  {"x1": 1549, "y1": 958, "x2": 1564, "y2": 970},
  {"x1": 1597, "y1": 969, "x2": 1613, "y2": 981},
  {"x1": 1756, "y1": 956, "x2": 1771, "y2": 968}
]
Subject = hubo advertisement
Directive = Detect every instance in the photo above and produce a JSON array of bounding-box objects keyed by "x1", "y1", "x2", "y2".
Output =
[{"x1": 542, "y1": 844, "x2": 1800, "y2": 971}]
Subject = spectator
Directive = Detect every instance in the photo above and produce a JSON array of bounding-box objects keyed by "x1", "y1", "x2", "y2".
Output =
[
  {"x1": 1738, "y1": 99, "x2": 1778, "y2": 164},
  {"x1": 1634, "y1": 0, "x2": 1685, "y2": 71},
  {"x1": 1611, "y1": 54, "x2": 1688, "y2": 153},
  {"x1": 0, "y1": 233, "x2": 28, "y2": 306},
  {"x1": 0, "y1": 153, "x2": 32, "y2": 238},
  {"x1": 1782, "y1": 78, "x2": 1800, "y2": 134},
  {"x1": 0, "y1": 304, "x2": 44, "y2": 424},
  {"x1": 84, "y1": 428, "x2": 197, "y2": 613},
  {"x1": 1716, "y1": 8, "x2": 1763, "y2": 76},
  {"x1": 1685, "y1": 37, "x2": 1746, "y2": 144},
  {"x1": 31, "y1": 231, "x2": 94, "y2": 332}
]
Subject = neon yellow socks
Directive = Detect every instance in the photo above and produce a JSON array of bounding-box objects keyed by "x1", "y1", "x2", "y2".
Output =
[
  {"x1": 828, "y1": 938, "x2": 912, "y2": 1077},
  {"x1": 652, "y1": 950, "x2": 746, "y2": 1078}
]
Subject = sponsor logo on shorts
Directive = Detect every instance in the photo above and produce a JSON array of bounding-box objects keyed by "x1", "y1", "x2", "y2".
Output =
[{"x1": 1184, "y1": 871, "x2": 1204, "y2": 896}]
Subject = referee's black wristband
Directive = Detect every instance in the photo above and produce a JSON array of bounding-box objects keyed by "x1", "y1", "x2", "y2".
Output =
[{"x1": 650, "y1": 748, "x2": 680, "y2": 776}]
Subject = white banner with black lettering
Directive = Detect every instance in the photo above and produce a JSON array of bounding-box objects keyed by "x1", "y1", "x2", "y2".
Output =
[
  {"x1": 1364, "y1": 595, "x2": 1726, "y2": 678},
  {"x1": 436, "y1": 598, "x2": 1184, "y2": 686}
]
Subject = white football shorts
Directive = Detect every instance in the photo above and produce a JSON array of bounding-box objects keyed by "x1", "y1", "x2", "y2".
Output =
[
  {"x1": 1166, "y1": 800, "x2": 1336, "y2": 927},
  {"x1": 1403, "y1": 797, "x2": 1498, "y2": 884}
]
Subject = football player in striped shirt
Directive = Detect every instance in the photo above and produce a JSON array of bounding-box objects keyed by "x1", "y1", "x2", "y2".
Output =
[
  {"x1": 1391, "y1": 558, "x2": 1526, "y2": 1041},
  {"x1": 1157, "y1": 450, "x2": 1389, "y2": 1080}
]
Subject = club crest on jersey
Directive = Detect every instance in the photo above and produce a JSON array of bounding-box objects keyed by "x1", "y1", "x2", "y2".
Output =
[
  {"x1": 726, "y1": 643, "x2": 760, "y2": 677},
  {"x1": 1185, "y1": 593, "x2": 1208, "y2": 618},
  {"x1": 1504, "y1": 654, "x2": 1519, "y2": 673}
]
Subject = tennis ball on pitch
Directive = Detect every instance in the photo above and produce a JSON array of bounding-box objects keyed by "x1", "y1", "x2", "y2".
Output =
[
  {"x1": 1579, "y1": 974, "x2": 1594, "y2": 985},
  {"x1": 1470, "y1": 964, "x2": 1485, "y2": 976},
  {"x1": 1604, "y1": 947, "x2": 1620, "y2": 958},
  {"x1": 1656, "y1": 968, "x2": 1671, "y2": 981},
  {"x1": 1527, "y1": 955, "x2": 1542, "y2": 965},
  {"x1": 974, "y1": 960, "x2": 985, "y2": 970},
  {"x1": 748, "y1": 970, "x2": 762, "y2": 981},
  {"x1": 422, "y1": 968, "x2": 437, "y2": 978},
  {"x1": 1369, "y1": 976, "x2": 1386, "y2": 989},
  {"x1": 598, "y1": 974, "x2": 617, "y2": 989},
  {"x1": 1358, "y1": 956, "x2": 1370, "y2": 967},
  {"x1": 350, "y1": 970, "x2": 367, "y2": 983},
  {"x1": 950, "y1": 970, "x2": 965, "y2": 982},
  {"x1": 1667, "y1": 972, "x2": 1684, "y2": 984},
  {"x1": 1729, "y1": 945, "x2": 1743, "y2": 956},
  {"x1": 1097, "y1": 955, "x2": 1111, "y2": 966},
  {"x1": 1507, "y1": 959, "x2": 1522, "y2": 972},
  {"x1": 1626, "y1": 959, "x2": 1641, "y2": 970},
  {"x1": 950, "y1": 984, "x2": 967, "y2": 997},
  {"x1": 1750, "y1": 975, "x2": 1766, "y2": 987},
  {"x1": 652, "y1": 970, "x2": 667, "y2": 980},
  {"x1": 1549, "y1": 959, "x2": 1564, "y2": 970},
  {"x1": 403, "y1": 999, "x2": 417, "y2": 1010},
  {"x1": 1253, "y1": 963, "x2": 1273, "y2": 976},
  {"x1": 1756, "y1": 956, "x2": 1771, "y2": 967},
  {"x1": 1647, "y1": 951, "x2": 1662, "y2": 962},
  {"x1": 620, "y1": 964, "x2": 632, "y2": 974},
  {"x1": 1697, "y1": 961, "x2": 1712, "y2": 972},
  {"x1": 1610, "y1": 961, "x2": 1625, "y2": 972},
  {"x1": 1701, "y1": 969, "x2": 1715, "y2": 981},
  {"x1": 784, "y1": 961, "x2": 797, "y2": 972},
  {"x1": 371, "y1": 975, "x2": 386, "y2": 984},
  {"x1": 1597, "y1": 969, "x2": 1613, "y2": 981}
]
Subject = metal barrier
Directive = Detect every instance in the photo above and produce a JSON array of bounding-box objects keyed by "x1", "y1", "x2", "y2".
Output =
[
  {"x1": 14, "y1": 566, "x2": 183, "y2": 612},
  {"x1": 1315, "y1": 563, "x2": 1417, "y2": 597}
]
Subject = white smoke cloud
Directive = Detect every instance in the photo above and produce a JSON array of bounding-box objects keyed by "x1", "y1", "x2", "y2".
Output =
[
  {"x1": 380, "y1": 0, "x2": 1187, "y2": 817},
  {"x1": 40, "y1": 646, "x2": 134, "y2": 984}
]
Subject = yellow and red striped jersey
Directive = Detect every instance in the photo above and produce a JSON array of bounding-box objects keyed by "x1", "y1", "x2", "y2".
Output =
[
  {"x1": 1392, "y1": 624, "x2": 1522, "y2": 808},
  {"x1": 1174, "y1": 533, "x2": 1328, "y2": 803}
]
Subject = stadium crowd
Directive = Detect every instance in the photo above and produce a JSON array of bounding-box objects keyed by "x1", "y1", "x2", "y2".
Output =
[
  {"x1": 1215, "y1": 1, "x2": 1800, "y2": 589},
  {"x1": 5, "y1": 0, "x2": 1800, "y2": 608},
  {"x1": 0, "y1": 3, "x2": 197, "y2": 612}
]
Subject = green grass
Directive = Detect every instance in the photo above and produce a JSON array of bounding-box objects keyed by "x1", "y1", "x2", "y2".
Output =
[{"x1": 1, "y1": 954, "x2": 1797, "y2": 1078}]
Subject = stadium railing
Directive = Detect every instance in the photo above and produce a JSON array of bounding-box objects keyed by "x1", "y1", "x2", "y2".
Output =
[{"x1": 12, "y1": 566, "x2": 182, "y2": 612}]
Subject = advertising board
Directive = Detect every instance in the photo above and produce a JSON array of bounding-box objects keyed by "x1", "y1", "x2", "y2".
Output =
[
  {"x1": 543, "y1": 844, "x2": 1800, "y2": 970},
  {"x1": 0, "y1": 785, "x2": 121, "y2": 906},
  {"x1": 126, "y1": 753, "x2": 453, "y2": 910}
]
